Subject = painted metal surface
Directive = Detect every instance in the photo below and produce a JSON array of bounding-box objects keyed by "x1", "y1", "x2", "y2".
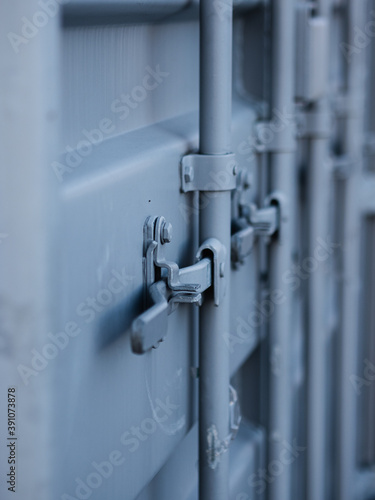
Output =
[{"x1": 0, "y1": 1, "x2": 374, "y2": 500}]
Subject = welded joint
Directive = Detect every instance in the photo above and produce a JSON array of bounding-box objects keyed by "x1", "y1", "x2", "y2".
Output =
[
  {"x1": 181, "y1": 152, "x2": 238, "y2": 193},
  {"x1": 206, "y1": 425, "x2": 228, "y2": 470},
  {"x1": 206, "y1": 385, "x2": 242, "y2": 469}
]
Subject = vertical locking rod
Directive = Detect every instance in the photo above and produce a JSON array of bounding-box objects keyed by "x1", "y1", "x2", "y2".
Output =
[
  {"x1": 337, "y1": 2, "x2": 367, "y2": 500},
  {"x1": 306, "y1": 2, "x2": 331, "y2": 500},
  {"x1": 199, "y1": 0, "x2": 233, "y2": 498},
  {"x1": 268, "y1": 1, "x2": 297, "y2": 500}
]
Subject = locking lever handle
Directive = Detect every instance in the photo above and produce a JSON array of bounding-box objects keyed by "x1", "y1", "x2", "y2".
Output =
[
  {"x1": 131, "y1": 216, "x2": 226, "y2": 354},
  {"x1": 131, "y1": 260, "x2": 210, "y2": 354},
  {"x1": 131, "y1": 280, "x2": 204, "y2": 354}
]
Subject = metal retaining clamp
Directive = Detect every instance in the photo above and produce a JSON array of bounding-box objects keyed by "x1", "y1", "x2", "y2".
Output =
[
  {"x1": 181, "y1": 152, "x2": 238, "y2": 192},
  {"x1": 131, "y1": 215, "x2": 226, "y2": 354}
]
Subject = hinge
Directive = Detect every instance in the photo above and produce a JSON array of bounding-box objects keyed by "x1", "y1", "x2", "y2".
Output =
[
  {"x1": 295, "y1": 3, "x2": 328, "y2": 102},
  {"x1": 132, "y1": 216, "x2": 226, "y2": 354},
  {"x1": 181, "y1": 152, "x2": 238, "y2": 193}
]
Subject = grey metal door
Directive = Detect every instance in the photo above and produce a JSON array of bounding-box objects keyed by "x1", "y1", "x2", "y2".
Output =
[{"x1": 1, "y1": 1, "x2": 375, "y2": 500}]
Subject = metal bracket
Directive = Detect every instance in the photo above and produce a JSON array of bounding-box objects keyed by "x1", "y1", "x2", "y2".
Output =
[
  {"x1": 297, "y1": 110, "x2": 332, "y2": 139},
  {"x1": 197, "y1": 237, "x2": 227, "y2": 306},
  {"x1": 296, "y1": 5, "x2": 328, "y2": 102},
  {"x1": 252, "y1": 120, "x2": 297, "y2": 153},
  {"x1": 181, "y1": 152, "x2": 238, "y2": 193},
  {"x1": 132, "y1": 216, "x2": 226, "y2": 354}
]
